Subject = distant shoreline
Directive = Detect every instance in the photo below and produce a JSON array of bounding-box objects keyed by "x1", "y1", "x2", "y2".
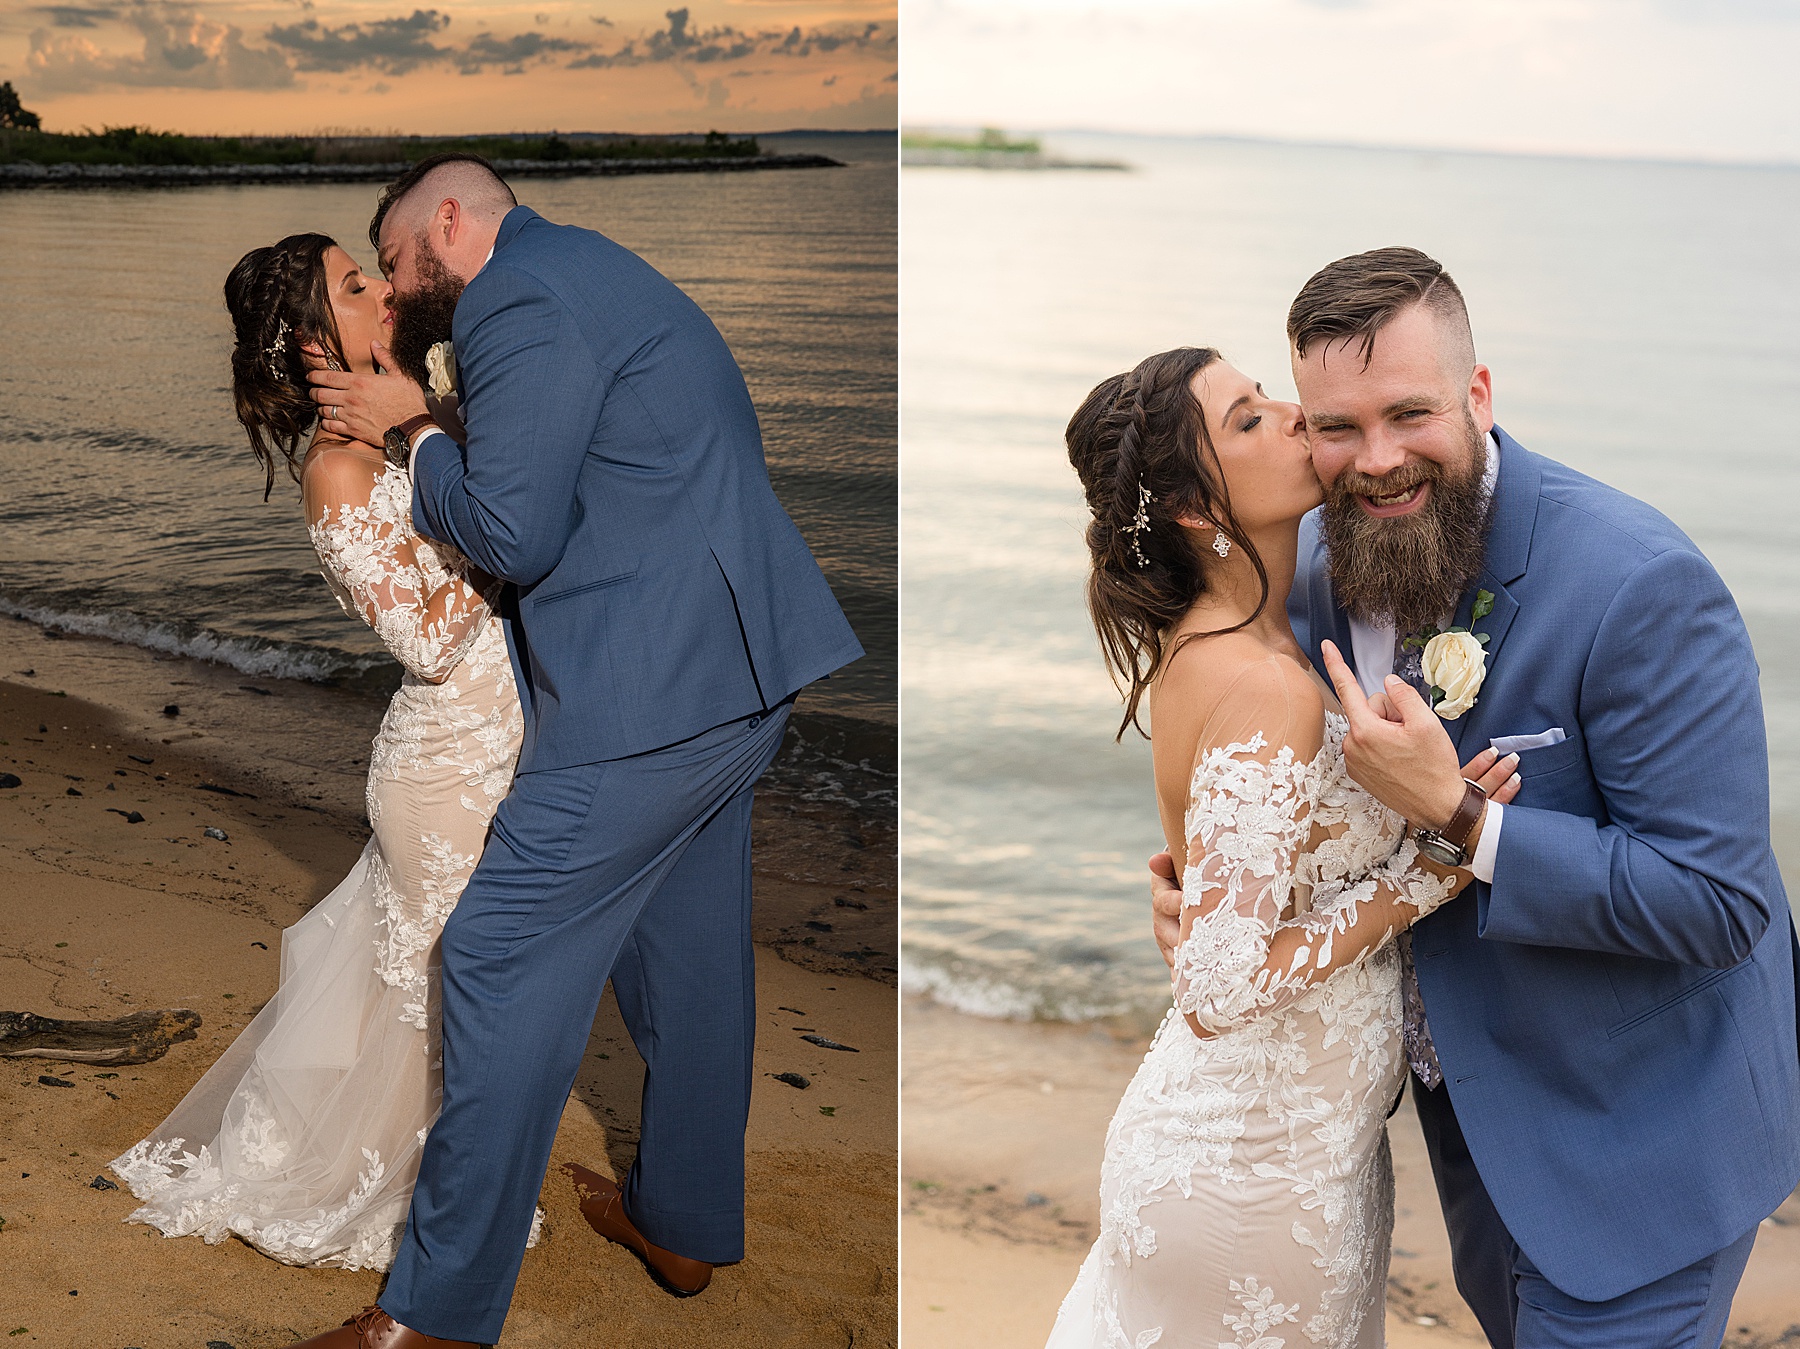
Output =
[
  {"x1": 900, "y1": 147, "x2": 1127, "y2": 171},
  {"x1": 0, "y1": 152, "x2": 844, "y2": 190}
]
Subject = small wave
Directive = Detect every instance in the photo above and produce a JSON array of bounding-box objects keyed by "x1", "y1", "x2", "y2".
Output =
[
  {"x1": 765, "y1": 708, "x2": 896, "y2": 816},
  {"x1": 2, "y1": 592, "x2": 896, "y2": 825},
  {"x1": 900, "y1": 953, "x2": 1159, "y2": 1026},
  {"x1": 0, "y1": 593, "x2": 897, "y2": 819},
  {"x1": 0, "y1": 594, "x2": 389, "y2": 687}
]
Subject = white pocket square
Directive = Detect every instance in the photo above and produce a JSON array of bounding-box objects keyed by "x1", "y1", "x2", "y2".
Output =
[{"x1": 1490, "y1": 728, "x2": 1567, "y2": 754}]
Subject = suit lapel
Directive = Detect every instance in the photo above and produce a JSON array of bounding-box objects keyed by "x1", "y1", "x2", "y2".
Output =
[
  {"x1": 1440, "y1": 428, "x2": 1540, "y2": 754},
  {"x1": 1317, "y1": 571, "x2": 1355, "y2": 679},
  {"x1": 1441, "y1": 576, "x2": 1517, "y2": 754},
  {"x1": 1296, "y1": 513, "x2": 1356, "y2": 677}
]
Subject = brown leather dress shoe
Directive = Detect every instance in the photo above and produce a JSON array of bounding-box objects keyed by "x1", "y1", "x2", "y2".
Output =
[
  {"x1": 564, "y1": 1161, "x2": 714, "y2": 1295},
  {"x1": 281, "y1": 1305, "x2": 487, "y2": 1349}
]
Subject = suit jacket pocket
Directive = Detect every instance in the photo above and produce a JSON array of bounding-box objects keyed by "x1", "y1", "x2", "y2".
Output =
[
  {"x1": 1607, "y1": 962, "x2": 1743, "y2": 1038},
  {"x1": 533, "y1": 570, "x2": 638, "y2": 605},
  {"x1": 1512, "y1": 732, "x2": 1584, "y2": 778},
  {"x1": 1490, "y1": 727, "x2": 1567, "y2": 755}
]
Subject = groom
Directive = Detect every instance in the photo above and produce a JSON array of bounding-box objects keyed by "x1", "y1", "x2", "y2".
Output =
[
  {"x1": 302, "y1": 154, "x2": 862, "y2": 1347},
  {"x1": 1150, "y1": 248, "x2": 1800, "y2": 1347}
]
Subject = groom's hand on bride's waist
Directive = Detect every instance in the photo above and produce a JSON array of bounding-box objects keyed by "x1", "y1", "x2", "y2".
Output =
[
  {"x1": 1145, "y1": 790, "x2": 1516, "y2": 975},
  {"x1": 1149, "y1": 851, "x2": 1181, "y2": 969},
  {"x1": 308, "y1": 340, "x2": 428, "y2": 448}
]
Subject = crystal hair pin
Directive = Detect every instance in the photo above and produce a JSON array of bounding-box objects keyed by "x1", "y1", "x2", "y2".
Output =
[
  {"x1": 265, "y1": 320, "x2": 289, "y2": 379},
  {"x1": 1125, "y1": 480, "x2": 1153, "y2": 569}
]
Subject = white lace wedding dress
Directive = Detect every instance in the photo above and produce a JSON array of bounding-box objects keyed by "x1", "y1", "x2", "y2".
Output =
[
  {"x1": 1047, "y1": 660, "x2": 1457, "y2": 1349},
  {"x1": 111, "y1": 456, "x2": 527, "y2": 1270}
]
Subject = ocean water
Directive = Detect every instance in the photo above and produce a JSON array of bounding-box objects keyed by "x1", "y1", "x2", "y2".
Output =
[
  {"x1": 901, "y1": 132, "x2": 1800, "y2": 1028},
  {"x1": 0, "y1": 131, "x2": 894, "y2": 815}
]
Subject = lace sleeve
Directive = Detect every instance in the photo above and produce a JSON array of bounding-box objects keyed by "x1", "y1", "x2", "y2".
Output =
[
  {"x1": 304, "y1": 453, "x2": 493, "y2": 684},
  {"x1": 1172, "y1": 666, "x2": 1459, "y2": 1038}
]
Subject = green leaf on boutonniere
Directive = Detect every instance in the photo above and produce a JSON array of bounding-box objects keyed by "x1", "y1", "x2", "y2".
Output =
[
  {"x1": 1476, "y1": 632, "x2": 1490, "y2": 645},
  {"x1": 1472, "y1": 589, "x2": 1495, "y2": 623},
  {"x1": 1402, "y1": 625, "x2": 1441, "y2": 652},
  {"x1": 1429, "y1": 685, "x2": 1447, "y2": 704}
]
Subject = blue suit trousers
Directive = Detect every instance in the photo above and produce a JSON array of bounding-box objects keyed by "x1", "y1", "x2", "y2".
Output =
[
  {"x1": 1413, "y1": 1074, "x2": 1758, "y2": 1349},
  {"x1": 379, "y1": 703, "x2": 792, "y2": 1344}
]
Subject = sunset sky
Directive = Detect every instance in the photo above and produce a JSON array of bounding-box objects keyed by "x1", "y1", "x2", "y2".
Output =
[
  {"x1": 0, "y1": 0, "x2": 895, "y2": 134},
  {"x1": 906, "y1": 0, "x2": 1800, "y2": 164}
]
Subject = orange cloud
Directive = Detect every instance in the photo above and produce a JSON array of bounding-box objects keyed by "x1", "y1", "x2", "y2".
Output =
[{"x1": 0, "y1": 1, "x2": 895, "y2": 132}]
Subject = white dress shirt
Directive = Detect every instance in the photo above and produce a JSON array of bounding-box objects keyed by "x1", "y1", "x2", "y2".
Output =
[{"x1": 1345, "y1": 432, "x2": 1504, "y2": 882}]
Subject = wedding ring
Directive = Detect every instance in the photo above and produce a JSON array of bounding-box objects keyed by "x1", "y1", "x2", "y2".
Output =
[{"x1": 330, "y1": 405, "x2": 340, "y2": 420}]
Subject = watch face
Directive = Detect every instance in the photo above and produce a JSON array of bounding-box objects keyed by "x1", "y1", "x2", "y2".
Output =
[{"x1": 1416, "y1": 835, "x2": 1463, "y2": 868}]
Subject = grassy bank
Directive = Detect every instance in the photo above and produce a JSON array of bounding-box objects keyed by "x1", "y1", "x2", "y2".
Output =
[
  {"x1": 901, "y1": 128, "x2": 1041, "y2": 155},
  {"x1": 0, "y1": 126, "x2": 762, "y2": 168}
]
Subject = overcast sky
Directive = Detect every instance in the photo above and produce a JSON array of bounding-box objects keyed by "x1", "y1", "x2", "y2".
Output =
[
  {"x1": 0, "y1": 0, "x2": 895, "y2": 134},
  {"x1": 903, "y1": 0, "x2": 1800, "y2": 163}
]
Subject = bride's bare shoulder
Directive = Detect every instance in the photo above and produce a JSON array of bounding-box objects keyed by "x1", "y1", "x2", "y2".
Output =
[
  {"x1": 300, "y1": 441, "x2": 381, "y2": 517},
  {"x1": 1157, "y1": 633, "x2": 1322, "y2": 716},
  {"x1": 1153, "y1": 632, "x2": 1325, "y2": 762}
]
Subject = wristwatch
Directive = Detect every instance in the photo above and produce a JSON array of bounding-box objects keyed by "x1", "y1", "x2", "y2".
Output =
[
  {"x1": 1414, "y1": 778, "x2": 1488, "y2": 868},
  {"x1": 383, "y1": 413, "x2": 439, "y2": 469}
]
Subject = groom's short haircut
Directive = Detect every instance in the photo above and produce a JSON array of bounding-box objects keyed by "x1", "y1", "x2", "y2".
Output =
[
  {"x1": 369, "y1": 152, "x2": 517, "y2": 251},
  {"x1": 1287, "y1": 246, "x2": 1474, "y2": 374}
]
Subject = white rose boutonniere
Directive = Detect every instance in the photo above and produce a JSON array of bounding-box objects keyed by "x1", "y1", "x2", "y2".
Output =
[
  {"x1": 1421, "y1": 630, "x2": 1486, "y2": 720},
  {"x1": 1407, "y1": 590, "x2": 1496, "y2": 721},
  {"x1": 425, "y1": 340, "x2": 457, "y2": 399}
]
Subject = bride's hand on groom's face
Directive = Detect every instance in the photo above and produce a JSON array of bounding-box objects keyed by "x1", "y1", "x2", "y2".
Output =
[
  {"x1": 1321, "y1": 640, "x2": 1471, "y2": 832},
  {"x1": 307, "y1": 340, "x2": 427, "y2": 446}
]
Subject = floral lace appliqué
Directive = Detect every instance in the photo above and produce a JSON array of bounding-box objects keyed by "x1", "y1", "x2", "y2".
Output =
[{"x1": 1051, "y1": 713, "x2": 1451, "y2": 1349}]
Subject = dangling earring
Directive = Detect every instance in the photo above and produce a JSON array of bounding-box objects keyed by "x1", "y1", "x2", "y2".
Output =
[{"x1": 1212, "y1": 530, "x2": 1232, "y2": 559}]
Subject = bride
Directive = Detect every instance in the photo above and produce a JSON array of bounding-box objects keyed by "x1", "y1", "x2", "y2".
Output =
[
  {"x1": 1047, "y1": 347, "x2": 1519, "y2": 1348},
  {"x1": 110, "y1": 232, "x2": 527, "y2": 1269}
]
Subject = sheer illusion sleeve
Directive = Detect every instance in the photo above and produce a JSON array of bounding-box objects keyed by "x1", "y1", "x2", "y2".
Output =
[
  {"x1": 1173, "y1": 659, "x2": 1460, "y2": 1037},
  {"x1": 305, "y1": 454, "x2": 493, "y2": 684}
]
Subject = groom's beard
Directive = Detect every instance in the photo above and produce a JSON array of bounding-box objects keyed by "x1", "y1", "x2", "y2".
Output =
[
  {"x1": 1320, "y1": 412, "x2": 1494, "y2": 639},
  {"x1": 388, "y1": 237, "x2": 465, "y2": 391}
]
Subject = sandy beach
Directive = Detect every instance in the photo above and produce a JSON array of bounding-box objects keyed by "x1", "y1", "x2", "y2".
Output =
[
  {"x1": 901, "y1": 995, "x2": 1800, "y2": 1349},
  {"x1": 0, "y1": 613, "x2": 896, "y2": 1348}
]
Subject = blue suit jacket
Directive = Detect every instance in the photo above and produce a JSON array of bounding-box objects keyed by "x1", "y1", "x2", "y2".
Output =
[
  {"x1": 412, "y1": 207, "x2": 862, "y2": 771},
  {"x1": 1290, "y1": 428, "x2": 1800, "y2": 1300}
]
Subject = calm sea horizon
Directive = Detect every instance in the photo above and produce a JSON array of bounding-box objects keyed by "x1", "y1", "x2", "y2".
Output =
[{"x1": 0, "y1": 132, "x2": 895, "y2": 819}]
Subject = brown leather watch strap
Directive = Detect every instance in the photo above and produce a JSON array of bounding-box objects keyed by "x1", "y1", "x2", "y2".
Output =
[
  {"x1": 394, "y1": 412, "x2": 439, "y2": 441},
  {"x1": 1439, "y1": 777, "x2": 1489, "y2": 855}
]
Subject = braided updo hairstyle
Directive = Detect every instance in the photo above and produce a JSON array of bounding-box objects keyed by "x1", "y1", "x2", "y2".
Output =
[
  {"x1": 1066, "y1": 346, "x2": 1271, "y2": 740},
  {"x1": 224, "y1": 232, "x2": 350, "y2": 500}
]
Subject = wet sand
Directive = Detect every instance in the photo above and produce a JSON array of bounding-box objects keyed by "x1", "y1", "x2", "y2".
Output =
[
  {"x1": 0, "y1": 615, "x2": 896, "y2": 1348},
  {"x1": 901, "y1": 995, "x2": 1800, "y2": 1349}
]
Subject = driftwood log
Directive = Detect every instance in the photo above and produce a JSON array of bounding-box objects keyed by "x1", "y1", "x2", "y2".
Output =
[{"x1": 0, "y1": 1009, "x2": 202, "y2": 1065}]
